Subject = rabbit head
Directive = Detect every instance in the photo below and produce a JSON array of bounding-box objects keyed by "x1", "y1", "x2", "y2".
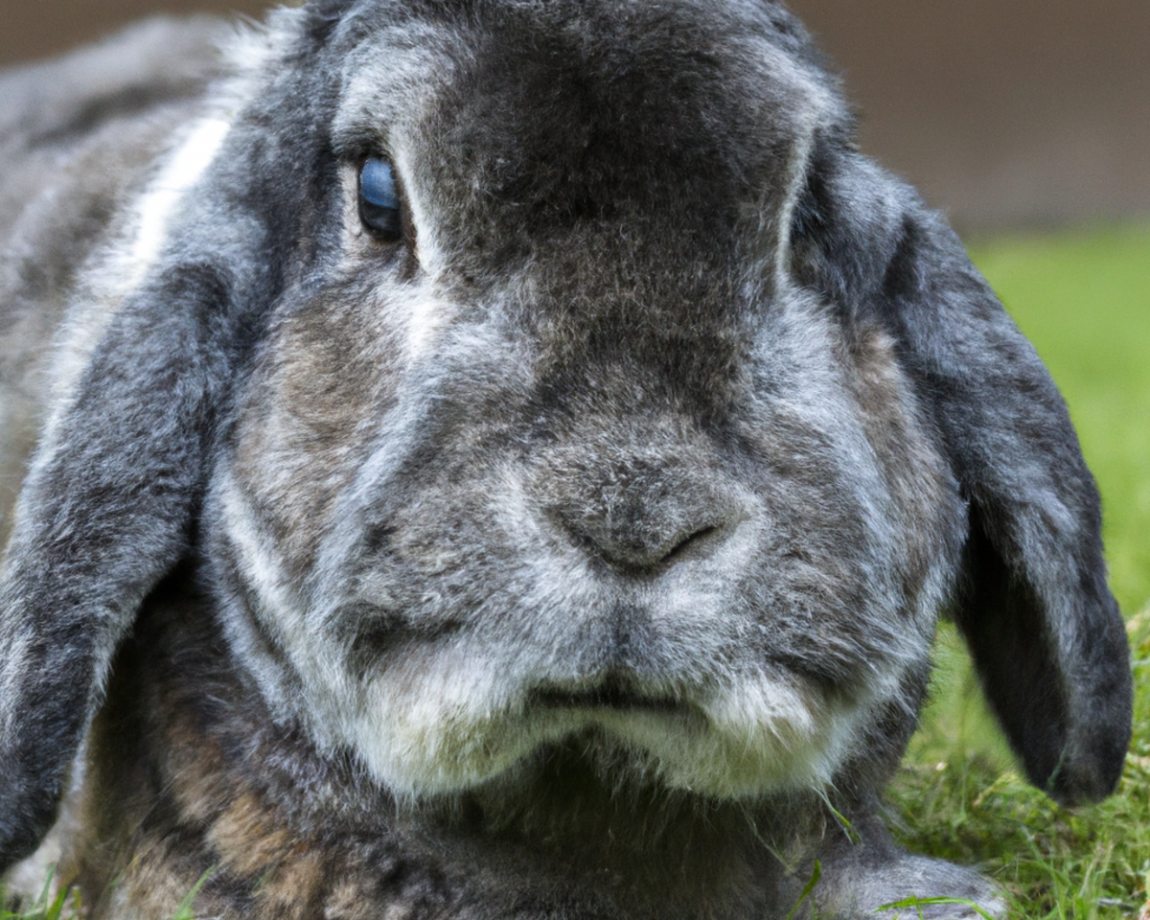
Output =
[
  {"x1": 0, "y1": 0, "x2": 1132, "y2": 911},
  {"x1": 207, "y1": 0, "x2": 962, "y2": 805}
]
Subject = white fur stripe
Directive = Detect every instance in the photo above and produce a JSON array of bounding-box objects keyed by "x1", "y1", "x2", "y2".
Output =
[{"x1": 119, "y1": 116, "x2": 233, "y2": 292}]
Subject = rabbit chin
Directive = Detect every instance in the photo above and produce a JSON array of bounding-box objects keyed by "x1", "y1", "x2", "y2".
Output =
[{"x1": 309, "y1": 654, "x2": 867, "y2": 803}]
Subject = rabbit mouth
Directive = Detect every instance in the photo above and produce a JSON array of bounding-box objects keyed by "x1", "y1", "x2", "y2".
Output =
[{"x1": 531, "y1": 680, "x2": 686, "y2": 715}]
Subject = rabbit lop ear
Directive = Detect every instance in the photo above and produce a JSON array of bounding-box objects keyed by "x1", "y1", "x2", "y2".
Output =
[
  {"x1": 0, "y1": 259, "x2": 241, "y2": 868},
  {"x1": 793, "y1": 150, "x2": 1133, "y2": 806},
  {"x1": 0, "y1": 7, "x2": 337, "y2": 865},
  {"x1": 888, "y1": 212, "x2": 1132, "y2": 805}
]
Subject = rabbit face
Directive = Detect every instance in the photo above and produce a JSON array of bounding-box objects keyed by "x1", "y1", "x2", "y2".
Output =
[{"x1": 206, "y1": 0, "x2": 963, "y2": 800}]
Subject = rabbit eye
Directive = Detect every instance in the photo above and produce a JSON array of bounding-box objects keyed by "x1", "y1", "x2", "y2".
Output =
[{"x1": 359, "y1": 158, "x2": 402, "y2": 242}]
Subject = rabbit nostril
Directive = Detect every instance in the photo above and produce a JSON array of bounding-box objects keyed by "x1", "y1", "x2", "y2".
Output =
[
  {"x1": 663, "y1": 525, "x2": 719, "y2": 563},
  {"x1": 577, "y1": 522, "x2": 725, "y2": 572}
]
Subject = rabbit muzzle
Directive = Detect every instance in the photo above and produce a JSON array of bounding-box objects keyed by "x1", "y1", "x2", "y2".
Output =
[{"x1": 207, "y1": 256, "x2": 961, "y2": 803}]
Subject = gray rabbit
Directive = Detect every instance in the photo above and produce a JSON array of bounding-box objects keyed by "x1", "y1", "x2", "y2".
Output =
[{"x1": 0, "y1": 2, "x2": 1132, "y2": 918}]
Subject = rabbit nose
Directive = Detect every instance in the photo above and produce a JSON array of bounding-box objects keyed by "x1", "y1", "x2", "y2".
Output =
[{"x1": 555, "y1": 479, "x2": 732, "y2": 571}]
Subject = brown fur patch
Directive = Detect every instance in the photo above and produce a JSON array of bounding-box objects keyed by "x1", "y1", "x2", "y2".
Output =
[{"x1": 847, "y1": 322, "x2": 963, "y2": 604}]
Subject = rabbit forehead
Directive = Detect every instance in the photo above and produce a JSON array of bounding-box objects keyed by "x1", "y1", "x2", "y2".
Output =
[
  {"x1": 334, "y1": 0, "x2": 838, "y2": 129},
  {"x1": 333, "y1": 0, "x2": 843, "y2": 252}
]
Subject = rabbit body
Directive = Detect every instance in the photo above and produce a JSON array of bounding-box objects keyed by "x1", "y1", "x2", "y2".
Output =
[{"x1": 0, "y1": 3, "x2": 1132, "y2": 918}]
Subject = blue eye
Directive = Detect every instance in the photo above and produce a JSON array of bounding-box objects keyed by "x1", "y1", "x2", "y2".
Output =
[{"x1": 359, "y1": 158, "x2": 402, "y2": 241}]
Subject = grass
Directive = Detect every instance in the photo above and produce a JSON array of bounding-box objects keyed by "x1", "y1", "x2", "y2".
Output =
[
  {"x1": 887, "y1": 223, "x2": 1150, "y2": 919},
  {"x1": 3, "y1": 224, "x2": 1149, "y2": 919},
  {"x1": 972, "y1": 225, "x2": 1150, "y2": 611},
  {"x1": 0, "y1": 867, "x2": 82, "y2": 920}
]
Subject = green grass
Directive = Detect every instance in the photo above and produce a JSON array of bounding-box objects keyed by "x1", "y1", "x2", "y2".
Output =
[
  {"x1": 889, "y1": 223, "x2": 1150, "y2": 920},
  {"x1": 0, "y1": 867, "x2": 82, "y2": 920},
  {"x1": 4, "y1": 224, "x2": 1149, "y2": 919},
  {"x1": 973, "y1": 225, "x2": 1150, "y2": 611}
]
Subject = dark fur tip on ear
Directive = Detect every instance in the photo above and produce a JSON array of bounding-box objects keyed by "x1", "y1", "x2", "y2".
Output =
[
  {"x1": 0, "y1": 571, "x2": 99, "y2": 870},
  {"x1": 0, "y1": 708, "x2": 81, "y2": 871},
  {"x1": 1048, "y1": 601, "x2": 1132, "y2": 806},
  {"x1": 0, "y1": 779, "x2": 58, "y2": 871},
  {"x1": 956, "y1": 519, "x2": 1132, "y2": 807}
]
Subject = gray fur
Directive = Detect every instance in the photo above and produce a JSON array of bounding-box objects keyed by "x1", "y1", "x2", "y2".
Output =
[{"x1": 0, "y1": 2, "x2": 1132, "y2": 918}]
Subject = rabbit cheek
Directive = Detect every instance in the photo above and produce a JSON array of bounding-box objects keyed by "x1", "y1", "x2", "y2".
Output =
[
  {"x1": 228, "y1": 286, "x2": 410, "y2": 571},
  {"x1": 846, "y1": 325, "x2": 967, "y2": 619},
  {"x1": 708, "y1": 313, "x2": 962, "y2": 778},
  {"x1": 206, "y1": 288, "x2": 415, "y2": 717}
]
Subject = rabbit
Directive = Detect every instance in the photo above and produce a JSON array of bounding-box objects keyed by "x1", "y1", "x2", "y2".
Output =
[{"x1": 0, "y1": 1, "x2": 1133, "y2": 918}]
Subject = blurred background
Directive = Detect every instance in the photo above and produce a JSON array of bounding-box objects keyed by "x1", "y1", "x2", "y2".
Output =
[{"x1": 1, "y1": 0, "x2": 1147, "y2": 230}]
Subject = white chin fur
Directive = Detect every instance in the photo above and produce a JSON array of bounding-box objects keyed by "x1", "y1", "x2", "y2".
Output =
[{"x1": 333, "y1": 654, "x2": 859, "y2": 801}]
